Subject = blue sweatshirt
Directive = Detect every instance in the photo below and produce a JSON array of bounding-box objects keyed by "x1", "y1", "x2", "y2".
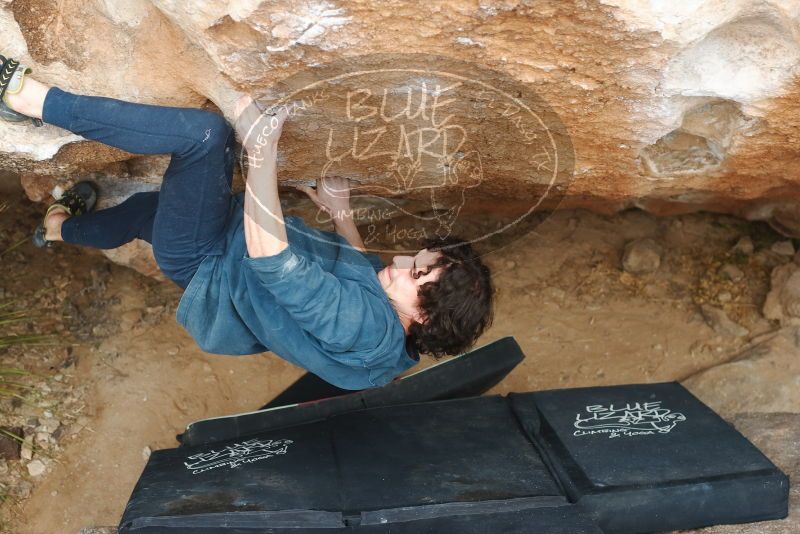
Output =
[{"x1": 176, "y1": 193, "x2": 418, "y2": 390}]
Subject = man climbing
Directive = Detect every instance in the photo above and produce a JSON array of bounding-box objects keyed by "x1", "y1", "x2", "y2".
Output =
[{"x1": 0, "y1": 54, "x2": 494, "y2": 389}]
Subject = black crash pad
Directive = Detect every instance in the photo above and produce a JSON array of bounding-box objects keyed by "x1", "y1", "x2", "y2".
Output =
[
  {"x1": 119, "y1": 396, "x2": 599, "y2": 533},
  {"x1": 510, "y1": 382, "x2": 789, "y2": 533},
  {"x1": 120, "y1": 384, "x2": 788, "y2": 533},
  {"x1": 178, "y1": 336, "x2": 524, "y2": 447}
]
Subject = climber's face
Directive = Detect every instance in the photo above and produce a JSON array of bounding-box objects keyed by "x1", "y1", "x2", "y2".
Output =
[{"x1": 378, "y1": 248, "x2": 444, "y2": 324}]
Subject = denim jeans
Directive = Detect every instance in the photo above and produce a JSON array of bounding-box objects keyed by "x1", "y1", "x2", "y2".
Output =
[{"x1": 43, "y1": 87, "x2": 236, "y2": 289}]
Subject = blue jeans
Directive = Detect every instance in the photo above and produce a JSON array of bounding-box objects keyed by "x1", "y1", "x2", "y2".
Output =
[{"x1": 43, "y1": 88, "x2": 236, "y2": 289}]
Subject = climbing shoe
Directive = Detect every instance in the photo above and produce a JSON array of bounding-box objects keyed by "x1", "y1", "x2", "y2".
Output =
[
  {"x1": 33, "y1": 181, "x2": 98, "y2": 248},
  {"x1": 0, "y1": 54, "x2": 43, "y2": 127}
]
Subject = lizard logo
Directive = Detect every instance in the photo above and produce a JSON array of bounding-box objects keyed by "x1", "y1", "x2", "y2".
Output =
[{"x1": 573, "y1": 401, "x2": 686, "y2": 439}]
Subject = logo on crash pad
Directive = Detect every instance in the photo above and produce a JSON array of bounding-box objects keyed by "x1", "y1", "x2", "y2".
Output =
[
  {"x1": 573, "y1": 401, "x2": 686, "y2": 439},
  {"x1": 184, "y1": 438, "x2": 293, "y2": 474}
]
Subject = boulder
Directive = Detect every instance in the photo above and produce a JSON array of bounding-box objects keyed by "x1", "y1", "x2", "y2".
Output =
[
  {"x1": 731, "y1": 236, "x2": 755, "y2": 256},
  {"x1": 683, "y1": 327, "x2": 800, "y2": 418},
  {"x1": 763, "y1": 263, "x2": 800, "y2": 324},
  {"x1": 5, "y1": 1, "x2": 800, "y2": 276},
  {"x1": 622, "y1": 238, "x2": 663, "y2": 275},
  {"x1": 699, "y1": 304, "x2": 749, "y2": 339}
]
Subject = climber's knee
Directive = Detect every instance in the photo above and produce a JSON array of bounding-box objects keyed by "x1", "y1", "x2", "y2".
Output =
[{"x1": 181, "y1": 110, "x2": 233, "y2": 160}]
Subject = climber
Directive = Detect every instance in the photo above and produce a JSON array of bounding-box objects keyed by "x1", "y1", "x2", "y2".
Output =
[{"x1": 0, "y1": 55, "x2": 495, "y2": 389}]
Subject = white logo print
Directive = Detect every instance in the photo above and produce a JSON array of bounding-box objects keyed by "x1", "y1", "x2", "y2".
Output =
[
  {"x1": 573, "y1": 401, "x2": 686, "y2": 439},
  {"x1": 184, "y1": 438, "x2": 293, "y2": 474}
]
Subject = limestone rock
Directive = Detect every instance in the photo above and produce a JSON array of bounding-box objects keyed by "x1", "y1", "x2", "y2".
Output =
[
  {"x1": 37, "y1": 417, "x2": 60, "y2": 434},
  {"x1": 699, "y1": 305, "x2": 749, "y2": 339},
  {"x1": 5, "y1": 1, "x2": 800, "y2": 276},
  {"x1": 731, "y1": 236, "x2": 754, "y2": 256},
  {"x1": 683, "y1": 327, "x2": 800, "y2": 418},
  {"x1": 10, "y1": 480, "x2": 32, "y2": 499},
  {"x1": 771, "y1": 241, "x2": 796, "y2": 257},
  {"x1": 20, "y1": 436, "x2": 33, "y2": 461},
  {"x1": 763, "y1": 263, "x2": 800, "y2": 324},
  {"x1": 0, "y1": 427, "x2": 22, "y2": 460},
  {"x1": 26, "y1": 459, "x2": 46, "y2": 477},
  {"x1": 622, "y1": 238, "x2": 663, "y2": 275},
  {"x1": 720, "y1": 264, "x2": 744, "y2": 282}
]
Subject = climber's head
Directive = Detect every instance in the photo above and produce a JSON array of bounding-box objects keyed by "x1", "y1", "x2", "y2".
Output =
[{"x1": 378, "y1": 237, "x2": 495, "y2": 358}]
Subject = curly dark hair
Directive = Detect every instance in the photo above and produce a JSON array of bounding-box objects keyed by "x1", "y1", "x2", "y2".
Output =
[{"x1": 405, "y1": 236, "x2": 495, "y2": 359}]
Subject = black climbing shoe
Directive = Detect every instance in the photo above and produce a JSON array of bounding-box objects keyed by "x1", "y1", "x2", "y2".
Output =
[
  {"x1": 0, "y1": 54, "x2": 43, "y2": 127},
  {"x1": 33, "y1": 181, "x2": 98, "y2": 248}
]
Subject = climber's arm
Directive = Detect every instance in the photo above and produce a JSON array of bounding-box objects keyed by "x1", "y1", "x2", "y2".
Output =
[
  {"x1": 236, "y1": 100, "x2": 290, "y2": 259},
  {"x1": 244, "y1": 147, "x2": 289, "y2": 259},
  {"x1": 333, "y1": 214, "x2": 367, "y2": 253},
  {"x1": 295, "y1": 176, "x2": 366, "y2": 253}
]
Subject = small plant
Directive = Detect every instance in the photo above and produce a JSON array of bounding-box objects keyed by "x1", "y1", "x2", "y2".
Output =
[
  {"x1": 0, "y1": 300, "x2": 52, "y2": 401},
  {"x1": 0, "y1": 428, "x2": 24, "y2": 445},
  {"x1": 0, "y1": 304, "x2": 52, "y2": 350},
  {"x1": 0, "y1": 200, "x2": 28, "y2": 257},
  {"x1": 0, "y1": 239, "x2": 27, "y2": 258},
  {"x1": 0, "y1": 367, "x2": 35, "y2": 402}
]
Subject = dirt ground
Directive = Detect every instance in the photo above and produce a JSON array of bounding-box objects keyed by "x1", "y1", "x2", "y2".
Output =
[{"x1": 0, "y1": 181, "x2": 793, "y2": 533}]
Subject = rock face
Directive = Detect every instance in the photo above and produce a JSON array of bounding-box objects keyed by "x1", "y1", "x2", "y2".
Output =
[
  {"x1": 699, "y1": 304, "x2": 749, "y2": 339},
  {"x1": 5, "y1": 1, "x2": 800, "y2": 275},
  {"x1": 763, "y1": 262, "x2": 800, "y2": 324},
  {"x1": 683, "y1": 327, "x2": 800, "y2": 418}
]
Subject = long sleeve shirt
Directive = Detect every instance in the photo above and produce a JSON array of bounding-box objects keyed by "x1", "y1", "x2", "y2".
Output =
[{"x1": 176, "y1": 193, "x2": 418, "y2": 390}]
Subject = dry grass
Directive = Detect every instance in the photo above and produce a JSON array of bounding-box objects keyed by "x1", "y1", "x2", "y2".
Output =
[{"x1": 0, "y1": 301, "x2": 53, "y2": 351}]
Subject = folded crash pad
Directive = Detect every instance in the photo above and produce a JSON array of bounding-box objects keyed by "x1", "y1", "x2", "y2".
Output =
[
  {"x1": 510, "y1": 382, "x2": 789, "y2": 533},
  {"x1": 120, "y1": 396, "x2": 600, "y2": 533},
  {"x1": 120, "y1": 383, "x2": 788, "y2": 533},
  {"x1": 179, "y1": 336, "x2": 524, "y2": 447}
]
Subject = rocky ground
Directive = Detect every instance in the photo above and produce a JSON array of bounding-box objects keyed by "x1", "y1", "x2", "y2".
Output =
[{"x1": 0, "y1": 184, "x2": 797, "y2": 533}]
